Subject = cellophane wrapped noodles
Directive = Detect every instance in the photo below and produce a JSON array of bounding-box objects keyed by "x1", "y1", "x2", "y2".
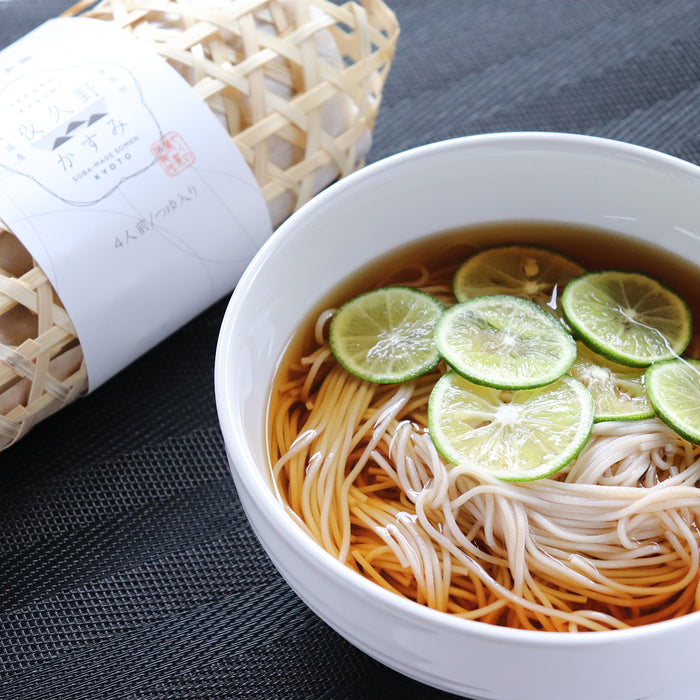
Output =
[{"x1": 0, "y1": 0, "x2": 399, "y2": 450}]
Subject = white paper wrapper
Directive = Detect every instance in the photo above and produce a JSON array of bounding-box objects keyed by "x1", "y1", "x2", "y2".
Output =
[{"x1": 0, "y1": 18, "x2": 272, "y2": 390}]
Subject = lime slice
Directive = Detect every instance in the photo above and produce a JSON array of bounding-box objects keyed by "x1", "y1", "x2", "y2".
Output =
[
  {"x1": 645, "y1": 358, "x2": 700, "y2": 445},
  {"x1": 329, "y1": 286, "x2": 443, "y2": 384},
  {"x1": 561, "y1": 270, "x2": 692, "y2": 367},
  {"x1": 433, "y1": 294, "x2": 577, "y2": 389},
  {"x1": 568, "y1": 342, "x2": 654, "y2": 422},
  {"x1": 428, "y1": 372, "x2": 594, "y2": 481},
  {"x1": 453, "y1": 244, "x2": 584, "y2": 315}
]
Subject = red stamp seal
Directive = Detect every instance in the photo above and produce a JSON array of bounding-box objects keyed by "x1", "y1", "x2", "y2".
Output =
[{"x1": 150, "y1": 131, "x2": 195, "y2": 176}]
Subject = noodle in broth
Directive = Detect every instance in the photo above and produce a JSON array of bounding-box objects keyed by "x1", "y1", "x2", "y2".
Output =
[{"x1": 267, "y1": 223, "x2": 700, "y2": 632}]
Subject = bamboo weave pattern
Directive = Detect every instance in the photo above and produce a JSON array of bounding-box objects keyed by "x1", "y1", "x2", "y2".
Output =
[{"x1": 0, "y1": 0, "x2": 398, "y2": 450}]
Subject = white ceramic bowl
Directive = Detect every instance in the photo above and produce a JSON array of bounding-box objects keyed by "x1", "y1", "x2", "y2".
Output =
[{"x1": 215, "y1": 132, "x2": 700, "y2": 700}]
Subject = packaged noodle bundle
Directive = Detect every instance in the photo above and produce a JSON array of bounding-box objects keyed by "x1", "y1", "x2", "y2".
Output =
[{"x1": 0, "y1": 0, "x2": 399, "y2": 450}]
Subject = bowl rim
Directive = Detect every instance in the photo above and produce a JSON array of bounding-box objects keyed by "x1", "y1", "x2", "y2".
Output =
[{"x1": 215, "y1": 131, "x2": 700, "y2": 647}]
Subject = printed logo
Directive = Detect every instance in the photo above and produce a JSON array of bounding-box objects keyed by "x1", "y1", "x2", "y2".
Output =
[
  {"x1": 0, "y1": 62, "x2": 161, "y2": 205},
  {"x1": 150, "y1": 132, "x2": 195, "y2": 176}
]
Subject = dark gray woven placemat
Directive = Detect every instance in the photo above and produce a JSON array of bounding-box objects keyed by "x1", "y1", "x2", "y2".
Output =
[{"x1": 1, "y1": 1, "x2": 699, "y2": 698}]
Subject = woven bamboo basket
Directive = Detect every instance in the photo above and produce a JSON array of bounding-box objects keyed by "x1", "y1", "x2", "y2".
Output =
[{"x1": 0, "y1": 0, "x2": 399, "y2": 450}]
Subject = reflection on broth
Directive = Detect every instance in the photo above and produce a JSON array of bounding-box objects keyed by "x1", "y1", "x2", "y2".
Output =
[{"x1": 267, "y1": 222, "x2": 700, "y2": 632}]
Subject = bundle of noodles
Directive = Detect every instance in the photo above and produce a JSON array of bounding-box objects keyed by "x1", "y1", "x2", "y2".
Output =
[
  {"x1": 269, "y1": 265, "x2": 700, "y2": 633},
  {"x1": 0, "y1": 0, "x2": 399, "y2": 449}
]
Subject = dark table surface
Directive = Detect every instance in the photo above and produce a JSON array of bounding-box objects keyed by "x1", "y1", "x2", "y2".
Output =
[{"x1": 1, "y1": 1, "x2": 700, "y2": 699}]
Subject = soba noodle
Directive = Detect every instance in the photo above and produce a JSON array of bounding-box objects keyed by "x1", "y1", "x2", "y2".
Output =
[{"x1": 267, "y1": 241, "x2": 700, "y2": 633}]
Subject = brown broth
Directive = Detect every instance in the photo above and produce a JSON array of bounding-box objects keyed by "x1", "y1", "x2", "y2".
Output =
[{"x1": 272, "y1": 220, "x2": 700, "y2": 382}]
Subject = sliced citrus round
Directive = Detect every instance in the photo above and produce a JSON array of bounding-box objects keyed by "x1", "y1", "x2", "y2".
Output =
[
  {"x1": 561, "y1": 270, "x2": 692, "y2": 367},
  {"x1": 433, "y1": 294, "x2": 576, "y2": 389},
  {"x1": 453, "y1": 244, "x2": 584, "y2": 316},
  {"x1": 568, "y1": 341, "x2": 654, "y2": 422},
  {"x1": 329, "y1": 286, "x2": 444, "y2": 384},
  {"x1": 645, "y1": 358, "x2": 700, "y2": 445},
  {"x1": 428, "y1": 371, "x2": 594, "y2": 481}
]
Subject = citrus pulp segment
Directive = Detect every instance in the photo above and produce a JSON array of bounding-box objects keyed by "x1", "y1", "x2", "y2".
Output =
[
  {"x1": 645, "y1": 358, "x2": 700, "y2": 445},
  {"x1": 568, "y1": 341, "x2": 654, "y2": 422},
  {"x1": 329, "y1": 286, "x2": 444, "y2": 384},
  {"x1": 453, "y1": 244, "x2": 584, "y2": 315},
  {"x1": 433, "y1": 294, "x2": 577, "y2": 389},
  {"x1": 428, "y1": 372, "x2": 595, "y2": 481},
  {"x1": 561, "y1": 270, "x2": 692, "y2": 367}
]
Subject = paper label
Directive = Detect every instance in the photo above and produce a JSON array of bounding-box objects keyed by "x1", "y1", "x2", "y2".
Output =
[{"x1": 0, "y1": 18, "x2": 272, "y2": 389}]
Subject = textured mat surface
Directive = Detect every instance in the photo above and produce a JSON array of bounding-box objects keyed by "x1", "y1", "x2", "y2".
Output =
[{"x1": 1, "y1": 1, "x2": 700, "y2": 698}]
